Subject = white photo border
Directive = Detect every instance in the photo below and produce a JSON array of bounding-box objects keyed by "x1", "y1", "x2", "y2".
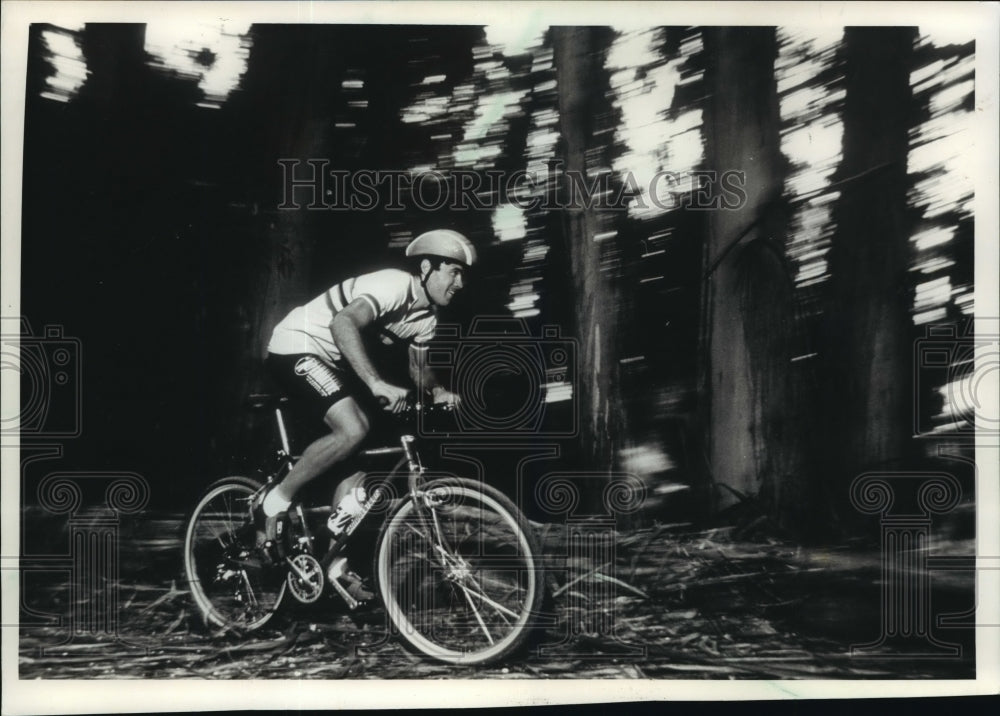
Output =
[{"x1": 2, "y1": 1, "x2": 998, "y2": 712}]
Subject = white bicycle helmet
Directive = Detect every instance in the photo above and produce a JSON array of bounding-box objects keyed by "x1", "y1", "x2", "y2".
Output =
[{"x1": 405, "y1": 229, "x2": 477, "y2": 267}]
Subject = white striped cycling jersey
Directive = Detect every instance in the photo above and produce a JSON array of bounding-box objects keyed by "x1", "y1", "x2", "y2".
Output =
[{"x1": 267, "y1": 269, "x2": 436, "y2": 366}]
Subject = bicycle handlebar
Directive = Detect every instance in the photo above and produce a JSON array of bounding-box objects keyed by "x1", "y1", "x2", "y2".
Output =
[{"x1": 376, "y1": 395, "x2": 457, "y2": 417}]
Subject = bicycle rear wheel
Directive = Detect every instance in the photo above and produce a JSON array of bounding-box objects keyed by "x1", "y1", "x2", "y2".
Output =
[
  {"x1": 183, "y1": 476, "x2": 286, "y2": 631},
  {"x1": 376, "y1": 477, "x2": 544, "y2": 665}
]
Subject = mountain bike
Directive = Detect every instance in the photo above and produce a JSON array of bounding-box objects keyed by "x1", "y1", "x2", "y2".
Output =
[{"x1": 182, "y1": 394, "x2": 545, "y2": 665}]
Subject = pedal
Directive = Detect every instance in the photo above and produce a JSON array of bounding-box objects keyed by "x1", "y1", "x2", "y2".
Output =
[{"x1": 327, "y1": 557, "x2": 360, "y2": 610}]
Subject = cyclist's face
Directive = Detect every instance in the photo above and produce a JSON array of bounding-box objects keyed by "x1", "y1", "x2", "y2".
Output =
[{"x1": 424, "y1": 260, "x2": 466, "y2": 306}]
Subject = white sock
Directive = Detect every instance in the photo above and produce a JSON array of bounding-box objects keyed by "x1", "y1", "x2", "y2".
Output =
[{"x1": 263, "y1": 487, "x2": 292, "y2": 517}]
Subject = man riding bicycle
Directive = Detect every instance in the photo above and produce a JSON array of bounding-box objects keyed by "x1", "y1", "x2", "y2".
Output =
[{"x1": 255, "y1": 229, "x2": 476, "y2": 595}]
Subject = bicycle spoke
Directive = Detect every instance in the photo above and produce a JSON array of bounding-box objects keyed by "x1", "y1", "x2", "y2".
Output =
[
  {"x1": 459, "y1": 583, "x2": 494, "y2": 645},
  {"x1": 471, "y1": 572, "x2": 525, "y2": 595},
  {"x1": 434, "y1": 543, "x2": 458, "y2": 567},
  {"x1": 464, "y1": 572, "x2": 523, "y2": 622},
  {"x1": 200, "y1": 510, "x2": 228, "y2": 545},
  {"x1": 430, "y1": 505, "x2": 458, "y2": 559},
  {"x1": 457, "y1": 582, "x2": 518, "y2": 622},
  {"x1": 241, "y1": 569, "x2": 259, "y2": 610},
  {"x1": 402, "y1": 518, "x2": 436, "y2": 551},
  {"x1": 450, "y1": 509, "x2": 477, "y2": 552}
]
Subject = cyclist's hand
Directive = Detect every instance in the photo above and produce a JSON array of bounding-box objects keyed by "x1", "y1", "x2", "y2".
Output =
[
  {"x1": 371, "y1": 381, "x2": 411, "y2": 414},
  {"x1": 432, "y1": 388, "x2": 461, "y2": 410}
]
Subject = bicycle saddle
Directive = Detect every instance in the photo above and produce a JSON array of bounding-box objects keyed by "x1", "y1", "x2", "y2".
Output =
[{"x1": 246, "y1": 393, "x2": 289, "y2": 411}]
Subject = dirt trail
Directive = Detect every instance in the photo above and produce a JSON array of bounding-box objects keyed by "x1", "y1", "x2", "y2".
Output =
[{"x1": 18, "y1": 513, "x2": 975, "y2": 679}]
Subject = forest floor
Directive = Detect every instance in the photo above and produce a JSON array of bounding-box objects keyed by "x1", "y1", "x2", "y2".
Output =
[{"x1": 18, "y1": 509, "x2": 976, "y2": 680}]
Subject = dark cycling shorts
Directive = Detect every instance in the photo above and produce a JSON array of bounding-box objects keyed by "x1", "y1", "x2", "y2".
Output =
[{"x1": 266, "y1": 353, "x2": 367, "y2": 425}]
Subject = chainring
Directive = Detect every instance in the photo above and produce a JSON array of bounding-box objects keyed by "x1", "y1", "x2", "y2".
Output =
[{"x1": 286, "y1": 553, "x2": 324, "y2": 604}]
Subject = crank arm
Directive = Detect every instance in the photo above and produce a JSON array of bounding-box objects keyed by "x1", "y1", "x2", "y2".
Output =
[
  {"x1": 327, "y1": 557, "x2": 360, "y2": 610},
  {"x1": 285, "y1": 556, "x2": 319, "y2": 584}
]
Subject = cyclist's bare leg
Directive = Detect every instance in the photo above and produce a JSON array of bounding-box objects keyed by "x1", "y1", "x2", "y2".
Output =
[{"x1": 269, "y1": 397, "x2": 369, "y2": 505}]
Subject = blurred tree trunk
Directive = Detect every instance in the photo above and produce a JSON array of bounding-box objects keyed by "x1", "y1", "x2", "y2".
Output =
[
  {"x1": 700, "y1": 28, "x2": 803, "y2": 525},
  {"x1": 222, "y1": 28, "x2": 342, "y2": 463},
  {"x1": 822, "y1": 28, "x2": 916, "y2": 529},
  {"x1": 552, "y1": 27, "x2": 622, "y2": 501}
]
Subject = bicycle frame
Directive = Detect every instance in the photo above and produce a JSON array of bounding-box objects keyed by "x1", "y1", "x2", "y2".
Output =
[
  {"x1": 266, "y1": 403, "x2": 436, "y2": 585},
  {"x1": 268, "y1": 401, "x2": 426, "y2": 484}
]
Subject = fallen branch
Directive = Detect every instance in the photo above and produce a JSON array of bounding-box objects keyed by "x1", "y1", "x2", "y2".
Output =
[
  {"x1": 552, "y1": 562, "x2": 610, "y2": 597},
  {"x1": 140, "y1": 580, "x2": 188, "y2": 614},
  {"x1": 592, "y1": 572, "x2": 650, "y2": 600},
  {"x1": 163, "y1": 609, "x2": 187, "y2": 636},
  {"x1": 657, "y1": 567, "x2": 827, "y2": 594}
]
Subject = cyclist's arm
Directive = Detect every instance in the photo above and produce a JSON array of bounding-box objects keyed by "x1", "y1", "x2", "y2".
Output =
[
  {"x1": 409, "y1": 345, "x2": 459, "y2": 406},
  {"x1": 331, "y1": 300, "x2": 408, "y2": 409}
]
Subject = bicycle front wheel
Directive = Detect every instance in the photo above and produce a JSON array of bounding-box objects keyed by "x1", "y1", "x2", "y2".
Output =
[
  {"x1": 183, "y1": 476, "x2": 286, "y2": 632},
  {"x1": 376, "y1": 477, "x2": 544, "y2": 665}
]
